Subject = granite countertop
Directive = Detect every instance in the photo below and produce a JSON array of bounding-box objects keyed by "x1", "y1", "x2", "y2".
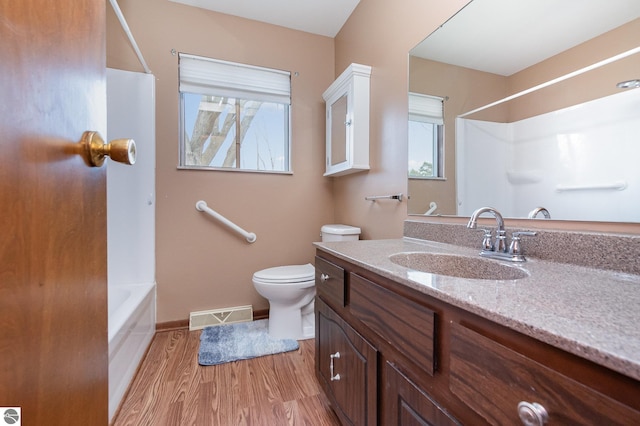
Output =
[{"x1": 314, "y1": 237, "x2": 640, "y2": 381}]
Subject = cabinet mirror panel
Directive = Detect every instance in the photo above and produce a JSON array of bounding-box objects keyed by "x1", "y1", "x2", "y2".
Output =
[
  {"x1": 330, "y1": 94, "x2": 348, "y2": 167},
  {"x1": 407, "y1": 0, "x2": 640, "y2": 223}
]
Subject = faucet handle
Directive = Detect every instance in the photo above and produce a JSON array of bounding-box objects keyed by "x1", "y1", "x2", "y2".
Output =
[
  {"x1": 509, "y1": 231, "x2": 537, "y2": 255},
  {"x1": 495, "y1": 230, "x2": 508, "y2": 253},
  {"x1": 476, "y1": 228, "x2": 493, "y2": 251}
]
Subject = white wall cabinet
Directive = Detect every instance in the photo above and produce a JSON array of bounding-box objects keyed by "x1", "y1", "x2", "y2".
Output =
[{"x1": 322, "y1": 63, "x2": 371, "y2": 177}]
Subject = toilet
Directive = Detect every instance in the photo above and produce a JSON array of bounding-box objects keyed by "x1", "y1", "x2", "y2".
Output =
[{"x1": 252, "y1": 224, "x2": 361, "y2": 340}]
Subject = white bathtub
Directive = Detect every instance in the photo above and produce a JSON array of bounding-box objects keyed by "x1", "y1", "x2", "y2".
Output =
[
  {"x1": 107, "y1": 68, "x2": 156, "y2": 421},
  {"x1": 108, "y1": 283, "x2": 156, "y2": 420}
]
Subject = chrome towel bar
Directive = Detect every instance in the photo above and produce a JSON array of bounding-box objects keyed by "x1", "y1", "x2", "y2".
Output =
[{"x1": 365, "y1": 193, "x2": 403, "y2": 202}]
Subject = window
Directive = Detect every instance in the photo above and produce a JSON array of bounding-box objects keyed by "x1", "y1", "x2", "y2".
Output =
[
  {"x1": 408, "y1": 93, "x2": 444, "y2": 179},
  {"x1": 179, "y1": 53, "x2": 291, "y2": 172}
]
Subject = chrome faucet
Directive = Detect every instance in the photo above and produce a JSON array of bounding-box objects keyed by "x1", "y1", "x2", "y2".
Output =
[
  {"x1": 467, "y1": 206, "x2": 536, "y2": 262},
  {"x1": 528, "y1": 207, "x2": 551, "y2": 219},
  {"x1": 467, "y1": 206, "x2": 507, "y2": 252},
  {"x1": 467, "y1": 206, "x2": 505, "y2": 231}
]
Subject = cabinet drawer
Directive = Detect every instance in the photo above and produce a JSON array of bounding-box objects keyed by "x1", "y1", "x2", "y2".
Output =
[
  {"x1": 315, "y1": 256, "x2": 345, "y2": 307},
  {"x1": 450, "y1": 322, "x2": 640, "y2": 425},
  {"x1": 350, "y1": 273, "x2": 436, "y2": 376}
]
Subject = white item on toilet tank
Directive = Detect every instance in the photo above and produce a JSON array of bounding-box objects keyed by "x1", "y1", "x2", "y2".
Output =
[{"x1": 321, "y1": 224, "x2": 361, "y2": 242}]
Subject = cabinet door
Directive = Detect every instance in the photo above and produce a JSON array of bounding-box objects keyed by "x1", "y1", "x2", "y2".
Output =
[
  {"x1": 385, "y1": 362, "x2": 461, "y2": 426},
  {"x1": 322, "y1": 63, "x2": 370, "y2": 176},
  {"x1": 316, "y1": 299, "x2": 377, "y2": 425}
]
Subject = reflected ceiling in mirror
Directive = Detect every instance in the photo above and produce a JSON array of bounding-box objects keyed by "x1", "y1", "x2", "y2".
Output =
[{"x1": 407, "y1": 0, "x2": 640, "y2": 223}]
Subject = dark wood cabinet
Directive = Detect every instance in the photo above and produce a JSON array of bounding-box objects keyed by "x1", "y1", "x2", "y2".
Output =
[
  {"x1": 316, "y1": 299, "x2": 377, "y2": 425},
  {"x1": 350, "y1": 273, "x2": 437, "y2": 376},
  {"x1": 314, "y1": 250, "x2": 640, "y2": 426},
  {"x1": 450, "y1": 322, "x2": 640, "y2": 425},
  {"x1": 315, "y1": 255, "x2": 346, "y2": 308},
  {"x1": 384, "y1": 361, "x2": 461, "y2": 426}
]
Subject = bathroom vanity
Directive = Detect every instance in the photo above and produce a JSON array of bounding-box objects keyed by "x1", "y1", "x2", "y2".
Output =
[{"x1": 314, "y1": 236, "x2": 640, "y2": 425}]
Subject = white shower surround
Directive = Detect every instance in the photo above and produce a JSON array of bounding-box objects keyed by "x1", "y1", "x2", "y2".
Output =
[
  {"x1": 106, "y1": 68, "x2": 156, "y2": 421},
  {"x1": 457, "y1": 88, "x2": 640, "y2": 222}
]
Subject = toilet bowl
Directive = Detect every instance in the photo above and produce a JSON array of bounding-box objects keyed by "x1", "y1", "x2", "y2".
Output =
[
  {"x1": 252, "y1": 263, "x2": 316, "y2": 340},
  {"x1": 253, "y1": 224, "x2": 361, "y2": 340}
]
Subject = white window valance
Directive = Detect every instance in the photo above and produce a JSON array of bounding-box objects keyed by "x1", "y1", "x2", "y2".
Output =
[
  {"x1": 408, "y1": 92, "x2": 444, "y2": 125},
  {"x1": 179, "y1": 53, "x2": 291, "y2": 104}
]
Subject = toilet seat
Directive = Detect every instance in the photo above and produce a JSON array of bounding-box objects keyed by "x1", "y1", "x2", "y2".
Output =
[{"x1": 252, "y1": 263, "x2": 315, "y2": 284}]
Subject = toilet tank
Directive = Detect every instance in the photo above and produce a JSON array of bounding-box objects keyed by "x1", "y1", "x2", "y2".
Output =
[{"x1": 321, "y1": 224, "x2": 361, "y2": 242}]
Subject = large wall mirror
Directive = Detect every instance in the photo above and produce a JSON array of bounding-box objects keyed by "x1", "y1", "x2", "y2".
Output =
[{"x1": 408, "y1": 0, "x2": 640, "y2": 223}]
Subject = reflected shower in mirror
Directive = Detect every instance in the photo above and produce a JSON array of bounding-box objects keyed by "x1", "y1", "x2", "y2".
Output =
[{"x1": 407, "y1": 0, "x2": 640, "y2": 223}]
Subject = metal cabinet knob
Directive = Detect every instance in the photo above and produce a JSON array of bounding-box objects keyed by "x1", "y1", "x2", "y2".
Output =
[
  {"x1": 80, "y1": 130, "x2": 136, "y2": 167},
  {"x1": 320, "y1": 273, "x2": 330, "y2": 283},
  {"x1": 518, "y1": 401, "x2": 548, "y2": 426}
]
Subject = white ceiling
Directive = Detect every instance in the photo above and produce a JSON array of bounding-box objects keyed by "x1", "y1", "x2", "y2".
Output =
[
  {"x1": 411, "y1": 0, "x2": 640, "y2": 76},
  {"x1": 168, "y1": 0, "x2": 360, "y2": 38}
]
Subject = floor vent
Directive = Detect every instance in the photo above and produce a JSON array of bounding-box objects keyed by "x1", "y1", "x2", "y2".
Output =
[{"x1": 189, "y1": 305, "x2": 253, "y2": 331}]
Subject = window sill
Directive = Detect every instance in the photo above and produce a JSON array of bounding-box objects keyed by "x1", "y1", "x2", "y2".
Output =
[{"x1": 177, "y1": 165, "x2": 293, "y2": 175}]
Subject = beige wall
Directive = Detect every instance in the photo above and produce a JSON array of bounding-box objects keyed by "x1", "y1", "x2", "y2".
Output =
[
  {"x1": 107, "y1": 0, "x2": 640, "y2": 323},
  {"x1": 107, "y1": 0, "x2": 335, "y2": 322},
  {"x1": 331, "y1": 0, "x2": 471, "y2": 239}
]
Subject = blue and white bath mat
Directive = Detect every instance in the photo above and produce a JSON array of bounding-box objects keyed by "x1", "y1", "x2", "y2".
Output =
[{"x1": 198, "y1": 319, "x2": 299, "y2": 366}]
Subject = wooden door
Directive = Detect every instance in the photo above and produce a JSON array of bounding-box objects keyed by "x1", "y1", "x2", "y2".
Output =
[{"x1": 0, "y1": 0, "x2": 108, "y2": 424}]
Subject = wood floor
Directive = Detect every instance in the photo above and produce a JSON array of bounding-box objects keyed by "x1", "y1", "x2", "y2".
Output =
[{"x1": 112, "y1": 328, "x2": 341, "y2": 426}]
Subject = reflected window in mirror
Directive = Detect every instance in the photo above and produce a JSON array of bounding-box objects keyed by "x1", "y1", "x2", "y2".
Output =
[{"x1": 408, "y1": 93, "x2": 444, "y2": 179}]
